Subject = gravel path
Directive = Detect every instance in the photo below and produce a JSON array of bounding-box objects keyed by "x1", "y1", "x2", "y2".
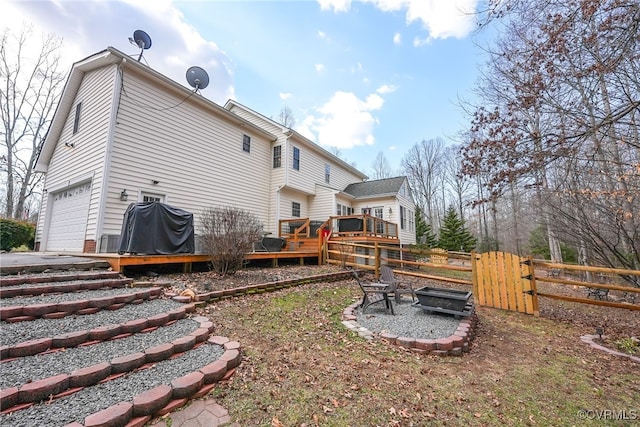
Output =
[
  {"x1": 0, "y1": 298, "x2": 184, "y2": 346},
  {"x1": 0, "y1": 343, "x2": 224, "y2": 427},
  {"x1": 3, "y1": 286, "x2": 157, "y2": 306},
  {"x1": 356, "y1": 300, "x2": 461, "y2": 339},
  {"x1": 0, "y1": 318, "x2": 200, "y2": 388}
]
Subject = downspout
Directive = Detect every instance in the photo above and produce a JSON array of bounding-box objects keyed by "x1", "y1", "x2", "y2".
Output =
[{"x1": 95, "y1": 60, "x2": 124, "y2": 253}]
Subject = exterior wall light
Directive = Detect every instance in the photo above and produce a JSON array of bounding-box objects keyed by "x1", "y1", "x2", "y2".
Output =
[{"x1": 120, "y1": 189, "x2": 128, "y2": 201}]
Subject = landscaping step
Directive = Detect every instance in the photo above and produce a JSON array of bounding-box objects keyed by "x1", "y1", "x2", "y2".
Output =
[
  {"x1": 0, "y1": 287, "x2": 163, "y2": 322},
  {"x1": 0, "y1": 260, "x2": 111, "y2": 276},
  {"x1": 0, "y1": 303, "x2": 196, "y2": 360},
  {"x1": 0, "y1": 270, "x2": 123, "y2": 287},
  {"x1": 0, "y1": 338, "x2": 241, "y2": 426},
  {"x1": 0, "y1": 260, "x2": 242, "y2": 426},
  {"x1": 0, "y1": 277, "x2": 134, "y2": 298},
  {"x1": 0, "y1": 316, "x2": 216, "y2": 408}
]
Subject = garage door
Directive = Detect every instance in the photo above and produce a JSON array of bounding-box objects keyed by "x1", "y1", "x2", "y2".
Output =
[{"x1": 46, "y1": 182, "x2": 92, "y2": 252}]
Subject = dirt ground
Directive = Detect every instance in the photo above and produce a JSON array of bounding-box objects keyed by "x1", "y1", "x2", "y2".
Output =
[{"x1": 152, "y1": 264, "x2": 639, "y2": 426}]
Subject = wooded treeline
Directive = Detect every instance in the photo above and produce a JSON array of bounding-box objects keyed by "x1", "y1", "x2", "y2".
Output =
[{"x1": 393, "y1": 0, "x2": 638, "y2": 279}]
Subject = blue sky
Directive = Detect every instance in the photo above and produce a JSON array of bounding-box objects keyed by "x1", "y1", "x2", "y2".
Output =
[{"x1": 2, "y1": 0, "x2": 486, "y2": 176}]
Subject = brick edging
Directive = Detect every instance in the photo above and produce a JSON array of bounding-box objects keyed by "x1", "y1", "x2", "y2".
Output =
[
  {"x1": 0, "y1": 271, "x2": 123, "y2": 287},
  {"x1": 580, "y1": 334, "x2": 640, "y2": 364},
  {"x1": 168, "y1": 270, "x2": 356, "y2": 304},
  {"x1": 0, "y1": 304, "x2": 196, "y2": 360},
  {"x1": 0, "y1": 320, "x2": 237, "y2": 419},
  {"x1": 0, "y1": 287, "x2": 163, "y2": 323},
  {"x1": 0, "y1": 277, "x2": 134, "y2": 298},
  {"x1": 341, "y1": 301, "x2": 478, "y2": 356},
  {"x1": 79, "y1": 339, "x2": 240, "y2": 427}
]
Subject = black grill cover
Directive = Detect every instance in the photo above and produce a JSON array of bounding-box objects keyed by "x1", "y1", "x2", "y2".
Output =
[{"x1": 117, "y1": 202, "x2": 195, "y2": 254}]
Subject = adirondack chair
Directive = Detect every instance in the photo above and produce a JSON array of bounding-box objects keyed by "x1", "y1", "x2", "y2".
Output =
[
  {"x1": 351, "y1": 270, "x2": 394, "y2": 315},
  {"x1": 379, "y1": 265, "x2": 416, "y2": 304}
]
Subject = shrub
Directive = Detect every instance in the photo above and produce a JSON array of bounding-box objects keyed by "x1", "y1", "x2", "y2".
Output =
[
  {"x1": 0, "y1": 218, "x2": 35, "y2": 251},
  {"x1": 199, "y1": 206, "x2": 262, "y2": 275}
]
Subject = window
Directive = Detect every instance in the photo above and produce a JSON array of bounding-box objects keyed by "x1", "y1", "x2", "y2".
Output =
[
  {"x1": 292, "y1": 202, "x2": 301, "y2": 217},
  {"x1": 273, "y1": 145, "x2": 282, "y2": 168},
  {"x1": 400, "y1": 206, "x2": 406, "y2": 230},
  {"x1": 337, "y1": 203, "x2": 352, "y2": 216},
  {"x1": 293, "y1": 147, "x2": 300, "y2": 170},
  {"x1": 242, "y1": 134, "x2": 251, "y2": 153},
  {"x1": 142, "y1": 192, "x2": 164, "y2": 203},
  {"x1": 325, "y1": 164, "x2": 330, "y2": 184},
  {"x1": 73, "y1": 102, "x2": 82, "y2": 134}
]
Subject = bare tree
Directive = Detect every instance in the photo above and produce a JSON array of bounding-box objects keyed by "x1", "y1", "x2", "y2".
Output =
[
  {"x1": 276, "y1": 106, "x2": 296, "y2": 128},
  {"x1": 370, "y1": 151, "x2": 393, "y2": 179},
  {"x1": 1, "y1": 26, "x2": 65, "y2": 219},
  {"x1": 464, "y1": 0, "x2": 639, "y2": 277},
  {"x1": 401, "y1": 138, "x2": 446, "y2": 231}
]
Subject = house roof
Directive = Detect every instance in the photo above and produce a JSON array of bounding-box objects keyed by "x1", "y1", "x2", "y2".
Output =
[
  {"x1": 36, "y1": 47, "x2": 277, "y2": 172},
  {"x1": 343, "y1": 176, "x2": 407, "y2": 198}
]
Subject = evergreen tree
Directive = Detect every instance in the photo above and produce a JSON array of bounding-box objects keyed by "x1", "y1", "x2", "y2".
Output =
[
  {"x1": 438, "y1": 206, "x2": 477, "y2": 252},
  {"x1": 415, "y1": 207, "x2": 437, "y2": 247}
]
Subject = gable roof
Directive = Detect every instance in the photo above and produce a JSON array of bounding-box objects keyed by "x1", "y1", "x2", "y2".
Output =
[
  {"x1": 343, "y1": 176, "x2": 407, "y2": 198},
  {"x1": 36, "y1": 47, "x2": 277, "y2": 172}
]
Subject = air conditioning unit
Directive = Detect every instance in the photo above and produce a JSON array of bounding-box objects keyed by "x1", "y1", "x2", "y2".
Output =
[{"x1": 99, "y1": 234, "x2": 121, "y2": 253}]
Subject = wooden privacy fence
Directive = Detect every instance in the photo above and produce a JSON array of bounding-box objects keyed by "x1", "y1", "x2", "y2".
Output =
[
  {"x1": 471, "y1": 251, "x2": 539, "y2": 315},
  {"x1": 325, "y1": 242, "x2": 640, "y2": 315}
]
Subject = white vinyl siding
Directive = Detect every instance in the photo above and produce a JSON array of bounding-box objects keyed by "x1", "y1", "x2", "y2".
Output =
[
  {"x1": 36, "y1": 65, "x2": 116, "y2": 247},
  {"x1": 307, "y1": 186, "x2": 336, "y2": 220},
  {"x1": 102, "y1": 67, "x2": 273, "y2": 238},
  {"x1": 285, "y1": 138, "x2": 363, "y2": 196}
]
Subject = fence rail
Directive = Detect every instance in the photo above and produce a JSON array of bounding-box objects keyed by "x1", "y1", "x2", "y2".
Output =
[{"x1": 325, "y1": 242, "x2": 640, "y2": 313}]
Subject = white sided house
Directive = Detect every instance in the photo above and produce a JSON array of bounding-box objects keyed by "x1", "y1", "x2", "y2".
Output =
[{"x1": 35, "y1": 47, "x2": 416, "y2": 253}]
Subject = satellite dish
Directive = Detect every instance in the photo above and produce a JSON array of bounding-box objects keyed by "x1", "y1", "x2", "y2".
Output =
[
  {"x1": 128, "y1": 30, "x2": 152, "y2": 61},
  {"x1": 132, "y1": 30, "x2": 152, "y2": 49},
  {"x1": 186, "y1": 66, "x2": 210, "y2": 90}
]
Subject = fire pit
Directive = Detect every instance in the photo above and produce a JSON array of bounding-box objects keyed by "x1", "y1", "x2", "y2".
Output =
[{"x1": 412, "y1": 286, "x2": 474, "y2": 318}]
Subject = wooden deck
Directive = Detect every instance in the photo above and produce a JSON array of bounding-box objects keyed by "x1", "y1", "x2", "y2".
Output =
[{"x1": 81, "y1": 248, "x2": 321, "y2": 273}]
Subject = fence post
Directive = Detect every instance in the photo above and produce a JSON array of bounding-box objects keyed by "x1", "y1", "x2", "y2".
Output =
[
  {"x1": 374, "y1": 241, "x2": 380, "y2": 279},
  {"x1": 471, "y1": 251, "x2": 479, "y2": 299},
  {"x1": 527, "y1": 255, "x2": 540, "y2": 317}
]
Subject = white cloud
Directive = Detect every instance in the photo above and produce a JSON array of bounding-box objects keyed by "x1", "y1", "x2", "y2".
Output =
[
  {"x1": 3, "y1": 0, "x2": 236, "y2": 103},
  {"x1": 315, "y1": 63, "x2": 325, "y2": 73},
  {"x1": 317, "y1": 0, "x2": 352, "y2": 13},
  {"x1": 318, "y1": 30, "x2": 327, "y2": 39},
  {"x1": 393, "y1": 32, "x2": 402, "y2": 45},
  {"x1": 297, "y1": 91, "x2": 384, "y2": 150},
  {"x1": 388, "y1": 145, "x2": 397, "y2": 151},
  {"x1": 364, "y1": 0, "x2": 478, "y2": 41},
  {"x1": 376, "y1": 84, "x2": 397, "y2": 94},
  {"x1": 279, "y1": 92, "x2": 293, "y2": 100}
]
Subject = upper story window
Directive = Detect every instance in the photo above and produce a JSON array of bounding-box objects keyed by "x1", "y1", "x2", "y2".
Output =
[
  {"x1": 273, "y1": 145, "x2": 282, "y2": 168},
  {"x1": 293, "y1": 147, "x2": 300, "y2": 170},
  {"x1": 242, "y1": 134, "x2": 251, "y2": 153},
  {"x1": 325, "y1": 164, "x2": 330, "y2": 184},
  {"x1": 73, "y1": 102, "x2": 82, "y2": 134},
  {"x1": 292, "y1": 201, "x2": 301, "y2": 217},
  {"x1": 400, "y1": 205, "x2": 406, "y2": 229}
]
